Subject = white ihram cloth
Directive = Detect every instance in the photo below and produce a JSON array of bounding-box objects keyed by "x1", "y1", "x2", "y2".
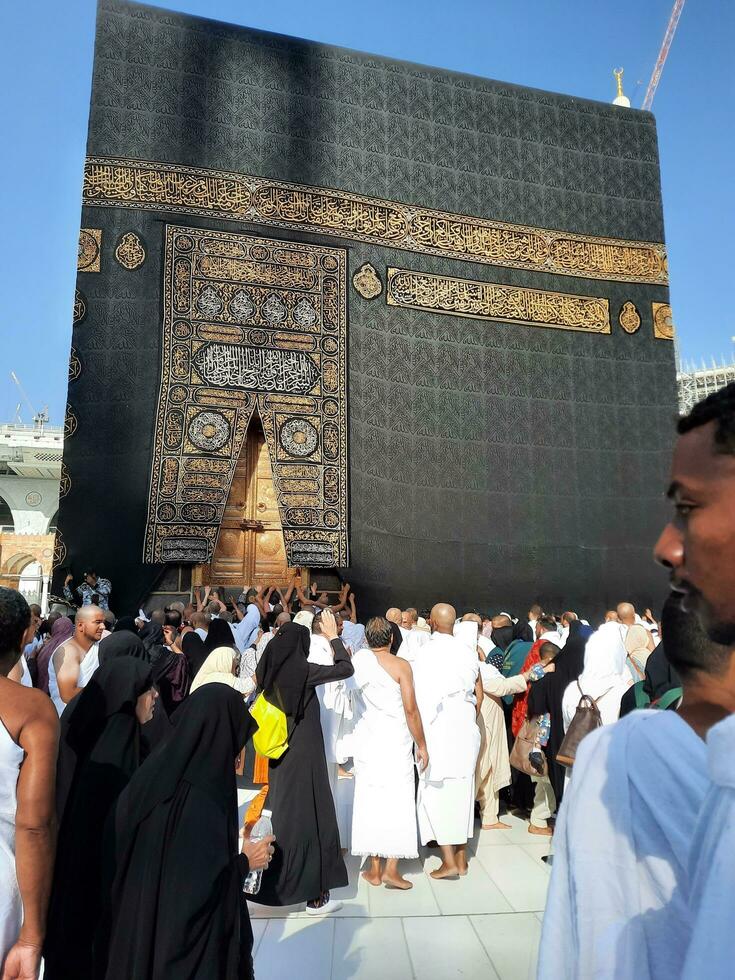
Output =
[
  {"x1": 413, "y1": 632, "x2": 480, "y2": 845},
  {"x1": 47, "y1": 642, "x2": 99, "y2": 717},
  {"x1": 562, "y1": 622, "x2": 633, "y2": 731},
  {"x1": 399, "y1": 628, "x2": 431, "y2": 663},
  {"x1": 539, "y1": 710, "x2": 708, "y2": 980},
  {"x1": 308, "y1": 634, "x2": 353, "y2": 846},
  {"x1": 0, "y1": 716, "x2": 24, "y2": 965},
  {"x1": 682, "y1": 712, "x2": 735, "y2": 979},
  {"x1": 340, "y1": 621, "x2": 366, "y2": 653},
  {"x1": 349, "y1": 649, "x2": 418, "y2": 859}
]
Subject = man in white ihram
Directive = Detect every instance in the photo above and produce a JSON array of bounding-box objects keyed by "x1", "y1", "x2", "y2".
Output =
[{"x1": 412, "y1": 602, "x2": 482, "y2": 878}]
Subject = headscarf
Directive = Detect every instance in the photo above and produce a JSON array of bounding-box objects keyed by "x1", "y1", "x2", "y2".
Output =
[
  {"x1": 99, "y1": 631, "x2": 149, "y2": 665},
  {"x1": 454, "y1": 620, "x2": 479, "y2": 654},
  {"x1": 189, "y1": 647, "x2": 238, "y2": 694},
  {"x1": 138, "y1": 620, "x2": 164, "y2": 651},
  {"x1": 113, "y1": 615, "x2": 139, "y2": 634},
  {"x1": 490, "y1": 623, "x2": 515, "y2": 652},
  {"x1": 527, "y1": 619, "x2": 593, "y2": 805},
  {"x1": 293, "y1": 609, "x2": 314, "y2": 629},
  {"x1": 35, "y1": 616, "x2": 74, "y2": 694},
  {"x1": 577, "y1": 622, "x2": 631, "y2": 695},
  {"x1": 181, "y1": 630, "x2": 208, "y2": 679},
  {"x1": 100, "y1": 686, "x2": 255, "y2": 980},
  {"x1": 255, "y1": 621, "x2": 310, "y2": 719},
  {"x1": 512, "y1": 620, "x2": 534, "y2": 644},
  {"x1": 511, "y1": 638, "x2": 544, "y2": 737},
  {"x1": 204, "y1": 617, "x2": 237, "y2": 653},
  {"x1": 45, "y1": 658, "x2": 154, "y2": 979}
]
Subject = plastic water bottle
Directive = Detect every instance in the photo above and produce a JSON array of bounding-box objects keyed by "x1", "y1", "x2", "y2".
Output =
[{"x1": 242, "y1": 809, "x2": 273, "y2": 895}]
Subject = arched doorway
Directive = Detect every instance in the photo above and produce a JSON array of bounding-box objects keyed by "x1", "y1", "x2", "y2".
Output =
[
  {"x1": 208, "y1": 417, "x2": 294, "y2": 590},
  {"x1": 19, "y1": 559, "x2": 43, "y2": 606}
]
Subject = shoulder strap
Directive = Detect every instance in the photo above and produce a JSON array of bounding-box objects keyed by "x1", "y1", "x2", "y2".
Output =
[
  {"x1": 633, "y1": 681, "x2": 650, "y2": 709},
  {"x1": 653, "y1": 687, "x2": 683, "y2": 711}
]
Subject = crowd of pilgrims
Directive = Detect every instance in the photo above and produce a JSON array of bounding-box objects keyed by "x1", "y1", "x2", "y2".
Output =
[{"x1": 0, "y1": 574, "x2": 672, "y2": 980}]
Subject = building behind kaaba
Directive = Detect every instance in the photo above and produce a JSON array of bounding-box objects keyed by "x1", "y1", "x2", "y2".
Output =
[{"x1": 55, "y1": 0, "x2": 677, "y2": 617}]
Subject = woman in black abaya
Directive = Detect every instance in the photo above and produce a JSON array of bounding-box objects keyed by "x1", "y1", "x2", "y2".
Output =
[
  {"x1": 527, "y1": 619, "x2": 592, "y2": 807},
  {"x1": 44, "y1": 658, "x2": 156, "y2": 980},
  {"x1": 253, "y1": 611, "x2": 354, "y2": 913},
  {"x1": 100, "y1": 685, "x2": 268, "y2": 980}
]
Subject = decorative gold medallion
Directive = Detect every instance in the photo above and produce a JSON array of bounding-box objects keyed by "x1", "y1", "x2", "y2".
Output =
[
  {"x1": 73, "y1": 289, "x2": 87, "y2": 324},
  {"x1": 352, "y1": 262, "x2": 382, "y2": 299},
  {"x1": 386, "y1": 268, "x2": 610, "y2": 334},
  {"x1": 77, "y1": 228, "x2": 102, "y2": 272},
  {"x1": 68, "y1": 348, "x2": 82, "y2": 382},
  {"x1": 652, "y1": 302, "x2": 674, "y2": 340},
  {"x1": 115, "y1": 231, "x2": 146, "y2": 270},
  {"x1": 59, "y1": 462, "x2": 71, "y2": 499},
  {"x1": 64, "y1": 404, "x2": 78, "y2": 439},
  {"x1": 52, "y1": 529, "x2": 67, "y2": 570},
  {"x1": 619, "y1": 301, "x2": 641, "y2": 334}
]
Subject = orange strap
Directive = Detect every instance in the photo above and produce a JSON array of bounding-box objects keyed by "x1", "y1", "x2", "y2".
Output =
[
  {"x1": 244, "y1": 785, "x2": 269, "y2": 828},
  {"x1": 253, "y1": 751, "x2": 270, "y2": 785}
]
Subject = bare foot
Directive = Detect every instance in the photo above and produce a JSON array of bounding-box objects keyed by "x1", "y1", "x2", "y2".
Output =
[
  {"x1": 382, "y1": 872, "x2": 413, "y2": 890},
  {"x1": 528, "y1": 824, "x2": 553, "y2": 837},
  {"x1": 482, "y1": 821, "x2": 511, "y2": 830},
  {"x1": 361, "y1": 869, "x2": 383, "y2": 887},
  {"x1": 430, "y1": 862, "x2": 460, "y2": 880}
]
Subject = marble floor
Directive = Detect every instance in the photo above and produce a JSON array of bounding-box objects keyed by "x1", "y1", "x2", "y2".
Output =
[{"x1": 246, "y1": 811, "x2": 551, "y2": 980}]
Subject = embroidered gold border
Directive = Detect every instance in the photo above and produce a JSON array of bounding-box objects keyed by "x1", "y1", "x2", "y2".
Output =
[
  {"x1": 386, "y1": 268, "x2": 611, "y2": 334},
  {"x1": 652, "y1": 302, "x2": 674, "y2": 340},
  {"x1": 78, "y1": 228, "x2": 101, "y2": 272},
  {"x1": 83, "y1": 156, "x2": 668, "y2": 286}
]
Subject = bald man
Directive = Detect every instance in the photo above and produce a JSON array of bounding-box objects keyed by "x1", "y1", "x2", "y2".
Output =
[
  {"x1": 412, "y1": 603, "x2": 482, "y2": 878},
  {"x1": 48, "y1": 605, "x2": 105, "y2": 714},
  {"x1": 616, "y1": 602, "x2": 637, "y2": 628}
]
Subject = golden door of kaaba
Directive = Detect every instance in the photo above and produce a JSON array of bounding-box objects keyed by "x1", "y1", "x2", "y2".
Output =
[{"x1": 209, "y1": 419, "x2": 293, "y2": 589}]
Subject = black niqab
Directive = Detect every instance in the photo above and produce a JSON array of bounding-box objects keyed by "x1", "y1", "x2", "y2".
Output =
[
  {"x1": 112, "y1": 616, "x2": 139, "y2": 634},
  {"x1": 204, "y1": 618, "x2": 237, "y2": 653},
  {"x1": 491, "y1": 624, "x2": 515, "y2": 651},
  {"x1": 256, "y1": 621, "x2": 310, "y2": 718},
  {"x1": 99, "y1": 631, "x2": 149, "y2": 665},
  {"x1": 182, "y1": 629, "x2": 208, "y2": 679},
  {"x1": 100, "y1": 686, "x2": 256, "y2": 980},
  {"x1": 45, "y1": 658, "x2": 153, "y2": 980}
]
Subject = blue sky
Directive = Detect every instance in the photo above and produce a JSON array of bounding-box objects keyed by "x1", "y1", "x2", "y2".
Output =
[{"x1": 1, "y1": 0, "x2": 732, "y2": 423}]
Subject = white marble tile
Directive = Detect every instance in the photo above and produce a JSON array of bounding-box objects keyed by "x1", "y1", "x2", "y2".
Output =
[
  {"x1": 403, "y1": 915, "x2": 498, "y2": 979},
  {"x1": 520, "y1": 840, "x2": 554, "y2": 866},
  {"x1": 470, "y1": 912, "x2": 542, "y2": 980},
  {"x1": 423, "y1": 853, "x2": 511, "y2": 916},
  {"x1": 475, "y1": 825, "x2": 515, "y2": 845},
  {"x1": 251, "y1": 918, "x2": 268, "y2": 957},
  {"x1": 493, "y1": 813, "x2": 536, "y2": 844},
  {"x1": 254, "y1": 917, "x2": 334, "y2": 980},
  {"x1": 248, "y1": 899, "x2": 306, "y2": 919},
  {"x1": 475, "y1": 844, "x2": 550, "y2": 913},
  {"x1": 332, "y1": 917, "x2": 413, "y2": 980},
  {"x1": 368, "y1": 858, "x2": 441, "y2": 918},
  {"x1": 331, "y1": 852, "x2": 371, "y2": 917}
]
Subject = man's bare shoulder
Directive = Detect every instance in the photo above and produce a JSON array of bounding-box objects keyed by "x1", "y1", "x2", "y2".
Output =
[
  {"x1": 54, "y1": 637, "x2": 82, "y2": 666},
  {"x1": 0, "y1": 677, "x2": 58, "y2": 738}
]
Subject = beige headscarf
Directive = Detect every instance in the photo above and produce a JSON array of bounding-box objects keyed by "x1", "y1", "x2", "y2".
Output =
[
  {"x1": 293, "y1": 610, "x2": 314, "y2": 630},
  {"x1": 189, "y1": 647, "x2": 238, "y2": 694},
  {"x1": 625, "y1": 624, "x2": 654, "y2": 679}
]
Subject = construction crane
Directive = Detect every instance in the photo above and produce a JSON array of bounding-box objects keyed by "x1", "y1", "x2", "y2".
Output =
[
  {"x1": 9, "y1": 372, "x2": 48, "y2": 431},
  {"x1": 642, "y1": 0, "x2": 686, "y2": 110}
]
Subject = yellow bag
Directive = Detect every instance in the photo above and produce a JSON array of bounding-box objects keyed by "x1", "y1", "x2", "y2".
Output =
[{"x1": 250, "y1": 693, "x2": 289, "y2": 759}]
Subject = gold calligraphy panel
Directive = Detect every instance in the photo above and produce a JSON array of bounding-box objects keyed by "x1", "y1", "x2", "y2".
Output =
[
  {"x1": 386, "y1": 268, "x2": 611, "y2": 334},
  {"x1": 652, "y1": 302, "x2": 674, "y2": 340},
  {"x1": 84, "y1": 157, "x2": 668, "y2": 285},
  {"x1": 144, "y1": 226, "x2": 348, "y2": 568}
]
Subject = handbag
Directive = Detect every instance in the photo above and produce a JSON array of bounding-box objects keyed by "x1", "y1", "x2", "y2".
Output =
[
  {"x1": 510, "y1": 716, "x2": 548, "y2": 778},
  {"x1": 250, "y1": 692, "x2": 290, "y2": 760},
  {"x1": 556, "y1": 682, "x2": 611, "y2": 768}
]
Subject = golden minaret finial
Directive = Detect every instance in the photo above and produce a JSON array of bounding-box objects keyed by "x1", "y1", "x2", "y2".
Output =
[{"x1": 612, "y1": 68, "x2": 631, "y2": 108}]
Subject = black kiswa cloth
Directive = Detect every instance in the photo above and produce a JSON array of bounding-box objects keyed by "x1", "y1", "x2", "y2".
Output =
[
  {"x1": 253, "y1": 633, "x2": 354, "y2": 907},
  {"x1": 99, "y1": 685, "x2": 256, "y2": 980},
  {"x1": 527, "y1": 620, "x2": 592, "y2": 807},
  {"x1": 44, "y1": 658, "x2": 153, "y2": 980}
]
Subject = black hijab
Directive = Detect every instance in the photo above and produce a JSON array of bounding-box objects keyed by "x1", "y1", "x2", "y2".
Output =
[
  {"x1": 182, "y1": 630, "x2": 209, "y2": 679},
  {"x1": 100, "y1": 686, "x2": 255, "y2": 980},
  {"x1": 389, "y1": 621, "x2": 403, "y2": 654},
  {"x1": 113, "y1": 615, "x2": 139, "y2": 635},
  {"x1": 491, "y1": 624, "x2": 515, "y2": 651},
  {"x1": 138, "y1": 620, "x2": 164, "y2": 651},
  {"x1": 527, "y1": 619, "x2": 592, "y2": 806},
  {"x1": 204, "y1": 617, "x2": 237, "y2": 653},
  {"x1": 45, "y1": 658, "x2": 153, "y2": 980},
  {"x1": 256, "y1": 621, "x2": 310, "y2": 719},
  {"x1": 99, "y1": 631, "x2": 149, "y2": 665}
]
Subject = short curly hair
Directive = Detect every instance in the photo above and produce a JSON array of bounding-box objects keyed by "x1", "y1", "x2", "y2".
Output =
[
  {"x1": 0, "y1": 587, "x2": 31, "y2": 667},
  {"x1": 678, "y1": 381, "x2": 735, "y2": 453}
]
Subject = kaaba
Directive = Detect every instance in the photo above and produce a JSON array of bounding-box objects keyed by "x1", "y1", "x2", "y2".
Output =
[{"x1": 55, "y1": 0, "x2": 677, "y2": 618}]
